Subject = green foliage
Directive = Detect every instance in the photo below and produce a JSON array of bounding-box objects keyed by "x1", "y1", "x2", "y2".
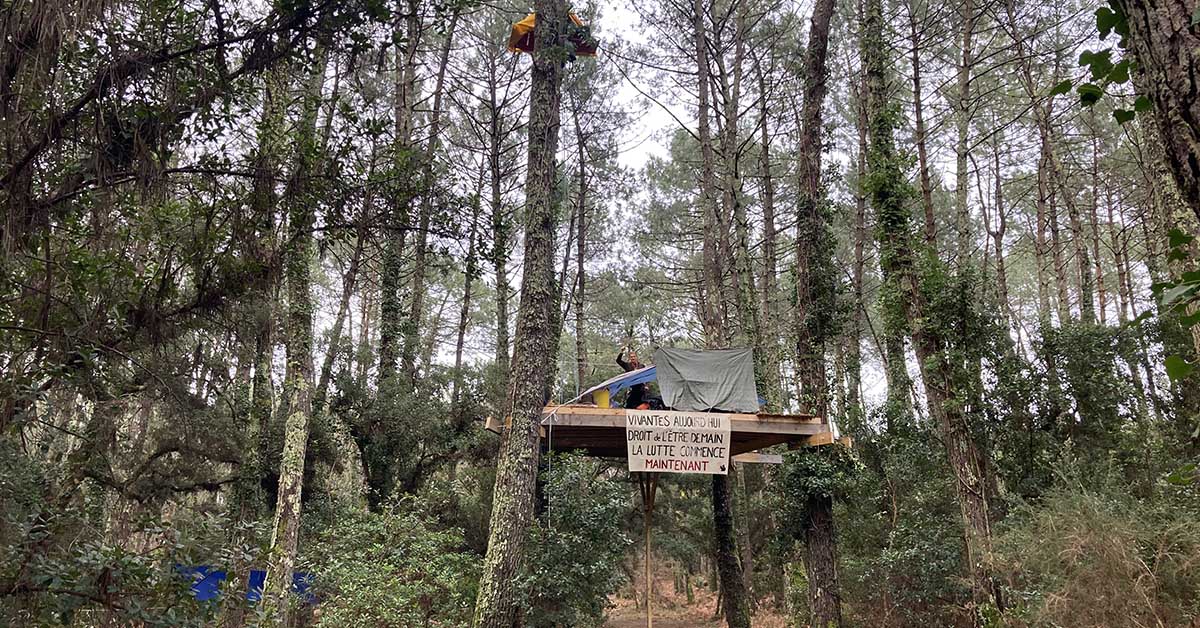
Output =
[
  {"x1": 994, "y1": 484, "x2": 1200, "y2": 627},
  {"x1": 1042, "y1": 322, "x2": 1136, "y2": 446},
  {"x1": 834, "y1": 419, "x2": 970, "y2": 626},
  {"x1": 0, "y1": 466, "x2": 268, "y2": 628},
  {"x1": 304, "y1": 497, "x2": 479, "y2": 628},
  {"x1": 775, "y1": 445, "x2": 859, "y2": 507},
  {"x1": 523, "y1": 454, "x2": 631, "y2": 628}
]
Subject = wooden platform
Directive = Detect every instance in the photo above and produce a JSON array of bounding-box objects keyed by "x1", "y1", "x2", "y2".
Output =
[{"x1": 489, "y1": 405, "x2": 832, "y2": 459}]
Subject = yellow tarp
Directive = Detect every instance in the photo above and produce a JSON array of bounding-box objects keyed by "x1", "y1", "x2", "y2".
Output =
[{"x1": 507, "y1": 12, "x2": 597, "y2": 56}]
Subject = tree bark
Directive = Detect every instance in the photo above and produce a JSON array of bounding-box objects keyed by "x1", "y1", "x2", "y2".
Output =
[
  {"x1": 862, "y1": 0, "x2": 999, "y2": 619},
  {"x1": 315, "y1": 214, "x2": 366, "y2": 415},
  {"x1": 908, "y1": 0, "x2": 937, "y2": 245},
  {"x1": 1116, "y1": 0, "x2": 1200, "y2": 224},
  {"x1": 452, "y1": 179, "x2": 483, "y2": 413},
  {"x1": 695, "y1": 0, "x2": 725, "y2": 346},
  {"x1": 404, "y1": 11, "x2": 460, "y2": 381},
  {"x1": 713, "y1": 473, "x2": 751, "y2": 628},
  {"x1": 472, "y1": 2, "x2": 566, "y2": 625},
  {"x1": 572, "y1": 101, "x2": 589, "y2": 399},
  {"x1": 847, "y1": 68, "x2": 868, "y2": 421},
  {"x1": 379, "y1": 1, "x2": 421, "y2": 382},
  {"x1": 236, "y1": 60, "x2": 288, "y2": 523},
  {"x1": 487, "y1": 57, "x2": 513, "y2": 396},
  {"x1": 803, "y1": 493, "x2": 843, "y2": 627},
  {"x1": 265, "y1": 46, "x2": 326, "y2": 625},
  {"x1": 792, "y1": 0, "x2": 844, "y2": 623},
  {"x1": 953, "y1": 0, "x2": 976, "y2": 263}
]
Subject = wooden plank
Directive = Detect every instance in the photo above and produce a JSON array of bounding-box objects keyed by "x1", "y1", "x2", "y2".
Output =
[
  {"x1": 732, "y1": 452, "x2": 783, "y2": 464},
  {"x1": 542, "y1": 410, "x2": 824, "y2": 436},
  {"x1": 801, "y1": 432, "x2": 840, "y2": 446},
  {"x1": 543, "y1": 404, "x2": 823, "y2": 424}
]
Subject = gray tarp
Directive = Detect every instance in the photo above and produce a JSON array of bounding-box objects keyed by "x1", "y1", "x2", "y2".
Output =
[{"x1": 652, "y1": 348, "x2": 760, "y2": 413}]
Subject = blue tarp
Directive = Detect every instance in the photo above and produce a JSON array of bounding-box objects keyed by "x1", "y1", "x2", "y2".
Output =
[
  {"x1": 581, "y1": 365, "x2": 657, "y2": 401},
  {"x1": 176, "y1": 565, "x2": 316, "y2": 604}
]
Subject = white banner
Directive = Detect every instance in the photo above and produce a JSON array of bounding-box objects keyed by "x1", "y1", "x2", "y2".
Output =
[{"x1": 625, "y1": 410, "x2": 731, "y2": 475}]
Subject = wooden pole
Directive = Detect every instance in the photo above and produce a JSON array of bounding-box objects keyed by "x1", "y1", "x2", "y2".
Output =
[{"x1": 639, "y1": 473, "x2": 658, "y2": 628}]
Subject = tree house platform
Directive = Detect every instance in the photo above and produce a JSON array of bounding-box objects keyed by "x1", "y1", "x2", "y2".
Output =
[{"x1": 486, "y1": 405, "x2": 835, "y2": 459}]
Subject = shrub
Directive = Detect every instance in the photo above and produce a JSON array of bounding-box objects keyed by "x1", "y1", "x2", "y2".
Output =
[
  {"x1": 994, "y1": 485, "x2": 1200, "y2": 627},
  {"x1": 304, "y1": 498, "x2": 478, "y2": 628},
  {"x1": 524, "y1": 453, "x2": 632, "y2": 628}
]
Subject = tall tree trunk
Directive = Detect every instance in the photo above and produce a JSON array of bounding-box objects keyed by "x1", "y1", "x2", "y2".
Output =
[
  {"x1": 693, "y1": 4, "x2": 749, "y2": 625},
  {"x1": 713, "y1": 472, "x2": 751, "y2": 628},
  {"x1": 1060, "y1": 164, "x2": 1096, "y2": 324},
  {"x1": 572, "y1": 102, "x2": 589, "y2": 399},
  {"x1": 1116, "y1": 0, "x2": 1200, "y2": 224},
  {"x1": 237, "y1": 61, "x2": 288, "y2": 522},
  {"x1": 453, "y1": 176, "x2": 483, "y2": 412},
  {"x1": 379, "y1": 1, "x2": 421, "y2": 381},
  {"x1": 861, "y1": 0, "x2": 999, "y2": 619},
  {"x1": 988, "y1": 136, "x2": 1010, "y2": 323},
  {"x1": 792, "y1": 0, "x2": 844, "y2": 623},
  {"x1": 315, "y1": 213, "x2": 366, "y2": 415},
  {"x1": 695, "y1": 0, "x2": 725, "y2": 346},
  {"x1": 847, "y1": 69, "x2": 868, "y2": 421},
  {"x1": 1089, "y1": 130, "x2": 1107, "y2": 324},
  {"x1": 953, "y1": 0, "x2": 975, "y2": 263},
  {"x1": 755, "y1": 59, "x2": 779, "y2": 321},
  {"x1": 1048, "y1": 183, "x2": 1072, "y2": 322},
  {"x1": 907, "y1": 0, "x2": 936, "y2": 244},
  {"x1": 488, "y1": 61, "x2": 512, "y2": 396},
  {"x1": 266, "y1": 46, "x2": 326, "y2": 624},
  {"x1": 472, "y1": 2, "x2": 566, "y2": 625},
  {"x1": 404, "y1": 11, "x2": 459, "y2": 381}
]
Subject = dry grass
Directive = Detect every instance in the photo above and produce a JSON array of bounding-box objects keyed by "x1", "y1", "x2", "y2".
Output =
[{"x1": 995, "y1": 490, "x2": 1200, "y2": 628}]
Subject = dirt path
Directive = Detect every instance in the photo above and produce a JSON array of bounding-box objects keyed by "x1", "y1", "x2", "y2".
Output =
[{"x1": 603, "y1": 605, "x2": 724, "y2": 628}]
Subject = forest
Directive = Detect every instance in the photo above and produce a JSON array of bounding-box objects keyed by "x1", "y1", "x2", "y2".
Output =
[{"x1": 2, "y1": 0, "x2": 1200, "y2": 626}]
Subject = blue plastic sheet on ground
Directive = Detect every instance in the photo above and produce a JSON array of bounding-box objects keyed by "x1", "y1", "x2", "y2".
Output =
[{"x1": 176, "y1": 565, "x2": 316, "y2": 605}]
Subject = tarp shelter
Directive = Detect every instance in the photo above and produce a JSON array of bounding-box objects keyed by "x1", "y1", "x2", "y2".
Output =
[
  {"x1": 576, "y1": 349, "x2": 763, "y2": 411},
  {"x1": 654, "y1": 348, "x2": 760, "y2": 413},
  {"x1": 507, "y1": 12, "x2": 598, "y2": 56}
]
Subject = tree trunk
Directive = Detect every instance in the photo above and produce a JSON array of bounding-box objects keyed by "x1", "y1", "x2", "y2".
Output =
[
  {"x1": 265, "y1": 46, "x2": 326, "y2": 625},
  {"x1": 755, "y1": 59, "x2": 779, "y2": 321},
  {"x1": 1116, "y1": 0, "x2": 1200, "y2": 224},
  {"x1": 379, "y1": 2, "x2": 421, "y2": 381},
  {"x1": 472, "y1": 2, "x2": 566, "y2": 625},
  {"x1": 713, "y1": 473, "x2": 751, "y2": 628},
  {"x1": 452, "y1": 178, "x2": 482, "y2": 413},
  {"x1": 572, "y1": 102, "x2": 589, "y2": 399},
  {"x1": 1060, "y1": 162, "x2": 1096, "y2": 324},
  {"x1": 488, "y1": 60, "x2": 513, "y2": 395},
  {"x1": 237, "y1": 60, "x2": 288, "y2": 523},
  {"x1": 1089, "y1": 130, "x2": 1107, "y2": 324},
  {"x1": 953, "y1": 0, "x2": 975, "y2": 262},
  {"x1": 792, "y1": 0, "x2": 844, "y2": 622},
  {"x1": 404, "y1": 11, "x2": 460, "y2": 381},
  {"x1": 987, "y1": 136, "x2": 1010, "y2": 322},
  {"x1": 847, "y1": 70, "x2": 868, "y2": 422},
  {"x1": 315, "y1": 214, "x2": 366, "y2": 415},
  {"x1": 861, "y1": 0, "x2": 999, "y2": 619},
  {"x1": 804, "y1": 493, "x2": 843, "y2": 628},
  {"x1": 695, "y1": 0, "x2": 724, "y2": 346},
  {"x1": 907, "y1": 0, "x2": 936, "y2": 244}
]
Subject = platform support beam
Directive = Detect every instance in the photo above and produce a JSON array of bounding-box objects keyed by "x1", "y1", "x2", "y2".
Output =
[{"x1": 638, "y1": 472, "x2": 659, "y2": 628}]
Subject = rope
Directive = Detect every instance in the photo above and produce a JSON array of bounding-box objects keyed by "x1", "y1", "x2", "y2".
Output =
[{"x1": 542, "y1": 387, "x2": 594, "y2": 532}]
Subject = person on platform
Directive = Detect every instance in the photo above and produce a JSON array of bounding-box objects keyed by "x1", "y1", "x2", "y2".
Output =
[{"x1": 616, "y1": 348, "x2": 663, "y2": 410}]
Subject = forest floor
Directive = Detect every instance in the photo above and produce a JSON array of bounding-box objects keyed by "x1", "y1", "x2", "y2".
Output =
[{"x1": 604, "y1": 570, "x2": 789, "y2": 628}]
